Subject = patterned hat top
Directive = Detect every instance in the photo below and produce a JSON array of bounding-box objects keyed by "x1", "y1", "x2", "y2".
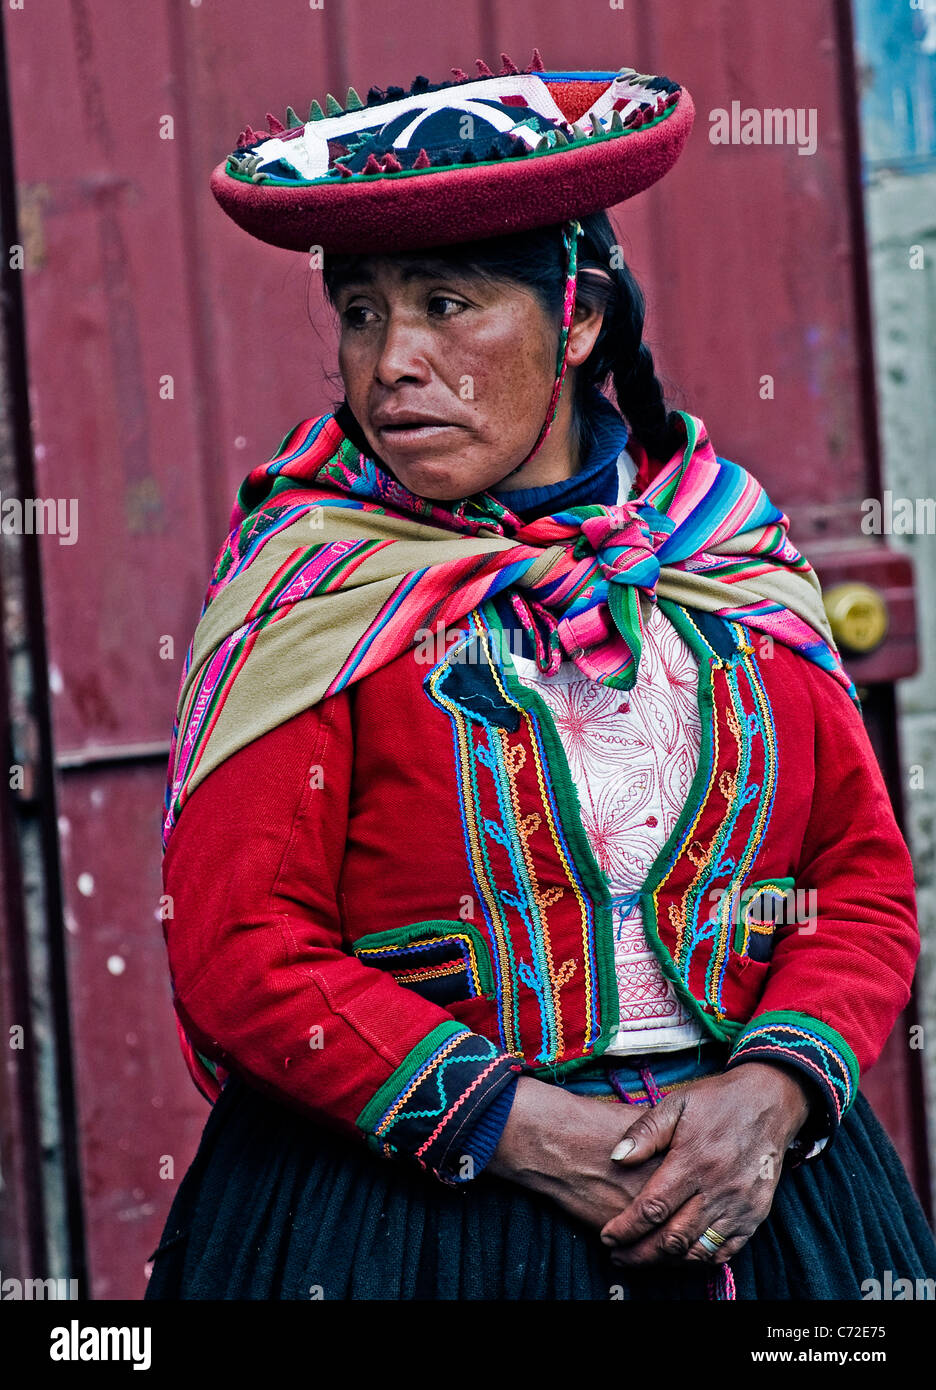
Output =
[{"x1": 210, "y1": 51, "x2": 695, "y2": 253}]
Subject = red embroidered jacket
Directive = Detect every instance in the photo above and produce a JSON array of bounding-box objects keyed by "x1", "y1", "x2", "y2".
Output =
[{"x1": 163, "y1": 597, "x2": 919, "y2": 1184}]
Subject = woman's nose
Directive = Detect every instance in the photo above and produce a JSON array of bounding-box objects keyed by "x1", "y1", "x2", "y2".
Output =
[{"x1": 373, "y1": 313, "x2": 431, "y2": 386}]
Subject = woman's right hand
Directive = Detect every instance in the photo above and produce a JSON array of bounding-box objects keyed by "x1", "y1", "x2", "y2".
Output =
[{"x1": 485, "y1": 1075, "x2": 663, "y2": 1232}]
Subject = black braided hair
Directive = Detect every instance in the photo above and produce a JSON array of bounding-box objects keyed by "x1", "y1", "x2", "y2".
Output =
[
  {"x1": 320, "y1": 209, "x2": 684, "y2": 463},
  {"x1": 572, "y1": 210, "x2": 684, "y2": 462}
]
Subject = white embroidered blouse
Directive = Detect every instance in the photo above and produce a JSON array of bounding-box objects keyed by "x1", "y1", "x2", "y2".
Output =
[{"x1": 510, "y1": 447, "x2": 708, "y2": 1055}]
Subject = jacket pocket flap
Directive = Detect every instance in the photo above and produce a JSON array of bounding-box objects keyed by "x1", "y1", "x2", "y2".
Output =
[
  {"x1": 732, "y1": 876, "x2": 796, "y2": 961},
  {"x1": 351, "y1": 919, "x2": 495, "y2": 1004}
]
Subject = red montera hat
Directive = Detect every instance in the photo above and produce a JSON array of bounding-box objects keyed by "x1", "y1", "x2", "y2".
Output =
[{"x1": 210, "y1": 51, "x2": 695, "y2": 254}]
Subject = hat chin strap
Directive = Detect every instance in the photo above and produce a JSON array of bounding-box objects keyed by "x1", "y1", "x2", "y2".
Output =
[{"x1": 506, "y1": 217, "x2": 583, "y2": 477}]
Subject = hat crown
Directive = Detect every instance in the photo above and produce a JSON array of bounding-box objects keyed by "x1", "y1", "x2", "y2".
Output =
[
  {"x1": 212, "y1": 55, "x2": 693, "y2": 254},
  {"x1": 229, "y1": 59, "x2": 682, "y2": 182}
]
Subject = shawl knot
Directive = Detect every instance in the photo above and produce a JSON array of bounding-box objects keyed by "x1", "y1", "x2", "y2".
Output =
[{"x1": 511, "y1": 501, "x2": 676, "y2": 678}]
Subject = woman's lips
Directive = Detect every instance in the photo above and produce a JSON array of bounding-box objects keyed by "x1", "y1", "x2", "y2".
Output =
[{"x1": 376, "y1": 422, "x2": 460, "y2": 448}]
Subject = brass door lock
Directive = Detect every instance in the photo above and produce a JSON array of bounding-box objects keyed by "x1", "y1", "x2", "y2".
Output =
[{"x1": 823, "y1": 581, "x2": 889, "y2": 654}]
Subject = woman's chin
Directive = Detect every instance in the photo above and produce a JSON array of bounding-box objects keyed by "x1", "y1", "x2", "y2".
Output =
[{"x1": 385, "y1": 456, "x2": 497, "y2": 503}]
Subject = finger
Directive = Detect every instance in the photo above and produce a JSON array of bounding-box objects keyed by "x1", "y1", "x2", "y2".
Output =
[
  {"x1": 608, "y1": 1192, "x2": 710, "y2": 1267},
  {"x1": 600, "y1": 1156, "x2": 700, "y2": 1247},
  {"x1": 610, "y1": 1093, "x2": 687, "y2": 1164},
  {"x1": 685, "y1": 1227, "x2": 755, "y2": 1265},
  {"x1": 684, "y1": 1220, "x2": 734, "y2": 1264},
  {"x1": 611, "y1": 1200, "x2": 759, "y2": 1270}
]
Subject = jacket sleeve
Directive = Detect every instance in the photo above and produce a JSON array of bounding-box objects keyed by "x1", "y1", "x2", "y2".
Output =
[
  {"x1": 162, "y1": 693, "x2": 522, "y2": 1186},
  {"x1": 723, "y1": 655, "x2": 919, "y2": 1151}
]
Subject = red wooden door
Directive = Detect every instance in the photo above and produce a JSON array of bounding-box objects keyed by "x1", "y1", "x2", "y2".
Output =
[{"x1": 1, "y1": 0, "x2": 926, "y2": 1297}]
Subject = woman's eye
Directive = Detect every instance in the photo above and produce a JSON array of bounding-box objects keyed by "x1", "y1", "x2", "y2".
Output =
[
  {"x1": 428, "y1": 295, "x2": 467, "y2": 318},
  {"x1": 342, "y1": 304, "x2": 377, "y2": 329},
  {"x1": 341, "y1": 296, "x2": 466, "y2": 327}
]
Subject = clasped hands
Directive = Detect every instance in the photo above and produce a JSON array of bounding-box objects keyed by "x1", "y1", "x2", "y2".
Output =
[{"x1": 486, "y1": 1062, "x2": 812, "y2": 1268}]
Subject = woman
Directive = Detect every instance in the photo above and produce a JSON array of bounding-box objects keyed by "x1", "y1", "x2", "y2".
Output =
[{"x1": 146, "y1": 53, "x2": 936, "y2": 1300}]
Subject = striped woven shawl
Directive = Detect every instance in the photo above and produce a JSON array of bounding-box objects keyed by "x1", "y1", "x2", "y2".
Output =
[{"x1": 162, "y1": 407, "x2": 855, "y2": 849}]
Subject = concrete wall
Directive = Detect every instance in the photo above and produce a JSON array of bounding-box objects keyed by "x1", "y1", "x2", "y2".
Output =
[
  {"x1": 865, "y1": 167, "x2": 936, "y2": 1190},
  {"x1": 856, "y1": 0, "x2": 936, "y2": 1198}
]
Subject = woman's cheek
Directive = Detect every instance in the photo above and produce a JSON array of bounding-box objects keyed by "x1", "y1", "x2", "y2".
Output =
[{"x1": 461, "y1": 368, "x2": 528, "y2": 452}]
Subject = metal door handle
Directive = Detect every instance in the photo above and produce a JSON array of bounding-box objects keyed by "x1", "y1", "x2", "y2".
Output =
[{"x1": 823, "y1": 581, "x2": 889, "y2": 654}]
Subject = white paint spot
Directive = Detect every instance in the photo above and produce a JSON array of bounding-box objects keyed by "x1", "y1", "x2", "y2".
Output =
[
  {"x1": 48, "y1": 664, "x2": 64, "y2": 695},
  {"x1": 234, "y1": 435, "x2": 247, "y2": 450},
  {"x1": 90, "y1": 787, "x2": 105, "y2": 808},
  {"x1": 57, "y1": 816, "x2": 71, "y2": 837},
  {"x1": 107, "y1": 955, "x2": 126, "y2": 975},
  {"x1": 117, "y1": 1202, "x2": 155, "y2": 1223},
  {"x1": 77, "y1": 872, "x2": 94, "y2": 896},
  {"x1": 34, "y1": 443, "x2": 46, "y2": 461},
  {"x1": 64, "y1": 910, "x2": 79, "y2": 935}
]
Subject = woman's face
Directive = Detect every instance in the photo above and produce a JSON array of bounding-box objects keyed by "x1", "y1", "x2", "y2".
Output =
[{"x1": 333, "y1": 256, "x2": 599, "y2": 501}]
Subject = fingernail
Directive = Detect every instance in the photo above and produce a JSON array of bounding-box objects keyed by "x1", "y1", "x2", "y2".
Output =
[{"x1": 611, "y1": 1137, "x2": 635, "y2": 1161}]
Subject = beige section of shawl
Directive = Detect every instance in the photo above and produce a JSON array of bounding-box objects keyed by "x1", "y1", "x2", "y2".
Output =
[
  {"x1": 172, "y1": 504, "x2": 519, "y2": 804},
  {"x1": 654, "y1": 523, "x2": 838, "y2": 650},
  {"x1": 171, "y1": 506, "x2": 836, "y2": 809}
]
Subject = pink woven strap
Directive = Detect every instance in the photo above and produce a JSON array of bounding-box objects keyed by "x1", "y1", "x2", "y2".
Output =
[
  {"x1": 512, "y1": 218, "x2": 582, "y2": 469},
  {"x1": 708, "y1": 1264, "x2": 737, "y2": 1300},
  {"x1": 638, "y1": 1064, "x2": 665, "y2": 1106}
]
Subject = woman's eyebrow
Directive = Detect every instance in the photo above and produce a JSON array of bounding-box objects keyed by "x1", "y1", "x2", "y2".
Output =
[
  {"x1": 399, "y1": 262, "x2": 464, "y2": 281},
  {"x1": 333, "y1": 262, "x2": 462, "y2": 292}
]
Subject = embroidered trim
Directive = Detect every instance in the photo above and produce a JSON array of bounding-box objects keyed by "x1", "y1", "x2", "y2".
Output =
[
  {"x1": 230, "y1": 104, "x2": 681, "y2": 187},
  {"x1": 705, "y1": 646, "x2": 781, "y2": 1011},
  {"x1": 633, "y1": 602, "x2": 737, "y2": 1038},
  {"x1": 425, "y1": 606, "x2": 617, "y2": 1064},
  {"x1": 351, "y1": 919, "x2": 495, "y2": 999},
  {"x1": 725, "y1": 1010, "x2": 859, "y2": 1127},
  {"x1": 637, "y1": 600, "x2": 780, "y2": 1021},
  {"x1": 481, "y1": 604, "x2": 619, "y2": 1059},
  {"x1": 355, "y1": 1019, "x2": 521, "y2": 1183},
  {"x1": 427, "y1": 628, "x2": 524, "y2": 1053}
]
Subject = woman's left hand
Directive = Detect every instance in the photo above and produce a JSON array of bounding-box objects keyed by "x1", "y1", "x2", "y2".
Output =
[{"x1": 599, "y1": 1062, "x2": 812, "y2": 1267}]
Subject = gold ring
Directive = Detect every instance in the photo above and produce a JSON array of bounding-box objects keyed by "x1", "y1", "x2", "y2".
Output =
[{"x1": 698, "y1": 1226, "x2": 727, "y2": 1255}]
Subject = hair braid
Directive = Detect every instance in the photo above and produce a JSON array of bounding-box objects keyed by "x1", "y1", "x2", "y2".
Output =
[
  {"x1": 574, "y1": 211, "x2": 684, "y2": 462},
  {"x1": 611, "y1": 341, "x2": 678, "y2": 461}
]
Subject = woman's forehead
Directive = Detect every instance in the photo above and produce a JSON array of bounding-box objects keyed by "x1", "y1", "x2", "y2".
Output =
[
  {"x1": 338, "y1": 256, "x2": 464, "y2": 281},
  {"x1": 328, "y1": 253, "x2": 501, "y2": 293}
]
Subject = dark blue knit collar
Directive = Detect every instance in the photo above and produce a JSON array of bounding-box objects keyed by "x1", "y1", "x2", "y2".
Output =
[{"x1": 489, "y1": 387, "x2": 631, "y2": 521}]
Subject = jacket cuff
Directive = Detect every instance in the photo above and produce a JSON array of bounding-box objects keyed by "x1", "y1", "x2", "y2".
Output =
[
  {"x1": 457, "y1": 1072, "x2": 521, "y2": 1175},
  {"x1": 355, "y1": 1021, "x2": 523, "y2": 1186},
  {"x1": 723, "y1": 1010, "x2": 859, "y2": 1153}
]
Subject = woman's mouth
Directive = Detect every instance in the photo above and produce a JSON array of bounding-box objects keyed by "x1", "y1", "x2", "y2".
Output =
[{"x1": 376, "y1": 421, "x2": 460, "y2": 448}]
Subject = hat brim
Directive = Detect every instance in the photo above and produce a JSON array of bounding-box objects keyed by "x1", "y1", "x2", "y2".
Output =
[{"x1": 210, "y1": 86, "x2": 694, "y2": 255}]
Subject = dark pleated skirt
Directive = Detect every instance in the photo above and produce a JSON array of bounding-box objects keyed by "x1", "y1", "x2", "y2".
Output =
[{"x1": 144, "y1": 1073, "x2": 936, "y2": 1301}]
